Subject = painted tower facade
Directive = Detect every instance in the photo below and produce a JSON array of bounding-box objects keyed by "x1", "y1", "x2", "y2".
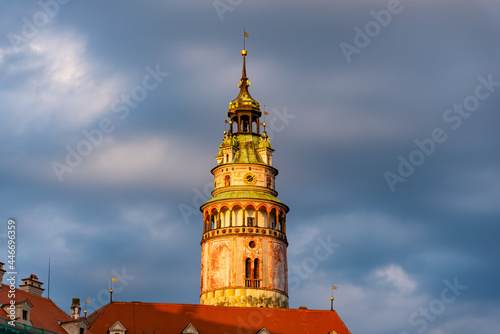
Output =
[{"x1": 200, "y1": 49, "x2": 289, "y2": 308}]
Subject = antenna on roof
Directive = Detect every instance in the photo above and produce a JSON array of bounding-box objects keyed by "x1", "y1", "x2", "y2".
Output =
[{"x1": 47, "y1": 257, "x2": 51, "y2": 299}]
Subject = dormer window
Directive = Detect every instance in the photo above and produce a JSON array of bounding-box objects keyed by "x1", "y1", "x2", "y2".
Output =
[
  {"x1": 107, "y1": 321, "x2": 126, "y2": 334},
  {"x1": 22, "y1": 310, "x2": 28, "y2": 320}
]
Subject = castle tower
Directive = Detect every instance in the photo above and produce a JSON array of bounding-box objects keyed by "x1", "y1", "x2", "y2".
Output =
[{"x1": 200, "y1": 49, "x2": 289, "y2": 308}]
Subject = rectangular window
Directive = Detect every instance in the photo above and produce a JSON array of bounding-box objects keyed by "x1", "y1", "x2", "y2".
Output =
[
  {"x1": 247, "y1": 217, "x2": 254, "y2": 227},
  {"x1": 22, "y1": 310, "x2": 28, "y2": 320},
  {"x1": 80, "y1": 329, "x2": 85, "y2": 334}
]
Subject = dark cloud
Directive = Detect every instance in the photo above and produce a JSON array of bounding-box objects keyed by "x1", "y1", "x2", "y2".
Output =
[{"x1": 0, "y1": 0, "x2": 499, "y2": 333}]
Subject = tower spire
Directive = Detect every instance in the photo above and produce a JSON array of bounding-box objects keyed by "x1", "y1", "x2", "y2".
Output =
[
  {"x1": 229, "y1": 48, "x2": 261, "y2": 127},
  {"x1": 239, "y1": 49, "x2": 249, "y2": 89}
]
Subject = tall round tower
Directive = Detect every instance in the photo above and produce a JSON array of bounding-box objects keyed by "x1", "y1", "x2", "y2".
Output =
[{"x1": 200, "y1": 49, "x2": 289, "y2": 308}]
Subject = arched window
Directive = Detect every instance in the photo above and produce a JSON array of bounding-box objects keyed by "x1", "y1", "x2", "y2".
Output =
[
  {"x1": 245, "y1": 258, "x2": 252, "y2": 287},
  {"x1": 245, "y1": 258, "x2": 251, "y2": 278},
  {"x1": 254, "y1": 259, "x2": 259, "y2": 279},
  {"x1": 266, "y1": 177, "x2": 272, "y2": 188},
  {"x1": 225, "y1": 175, "x2": 230, "y2": 187},
  {"x1": 254, "y1": 258, "x2": 260, "y2": 288},
  {"x1": 226, "y1": 154, "x2": 229, "y2": 163}
]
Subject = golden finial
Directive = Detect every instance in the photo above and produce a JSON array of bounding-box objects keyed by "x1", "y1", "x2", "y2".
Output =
[{"x1": 242, "y1": 49, "x2": 247, "y2": 56}]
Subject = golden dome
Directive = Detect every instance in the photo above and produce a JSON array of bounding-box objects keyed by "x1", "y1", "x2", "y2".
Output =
[{"x1": 228, "y1": 50, "x2": 261, "y2": 113}]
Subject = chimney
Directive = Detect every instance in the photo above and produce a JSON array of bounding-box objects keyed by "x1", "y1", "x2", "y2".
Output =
[
  {"x1": 20, "y1": 274, "x2": 45, "y2": 296},
  {"x1": 0, "y1": 262, "x2": 5, "y2": 288},
  {"x1": 70, "y1": 298, "x2": 81, "y2": 319}
]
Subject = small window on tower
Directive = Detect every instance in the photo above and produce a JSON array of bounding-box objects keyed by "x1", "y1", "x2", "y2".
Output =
[
  {"x1": 225, "y1": 175, "x2": 231, "y2": 187},
  {"x1": 247, "y1": 217, "x2": 254, "y2": 226},
  {"x1": 245, "y1": 258, "x2": 251, "y2": 279},
  {"x1": 267, "y1": 177, "x2": 271, "y2": 188},
  {"x1": 254, "y1": 259, "x2": 259, "y2": 279}
]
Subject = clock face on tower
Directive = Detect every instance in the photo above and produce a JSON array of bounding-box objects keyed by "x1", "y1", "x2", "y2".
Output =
[{"x1": 243, "y1": 172, "x2": 257, "y2": 185}]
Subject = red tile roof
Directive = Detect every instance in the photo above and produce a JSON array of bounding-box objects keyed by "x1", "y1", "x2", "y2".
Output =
[
  {"x1": 88, "y1": 302, "x2": 351, "y2": 334},
  {"x1": 0, "y1": 284, "x2": 72, "y2": 334}
]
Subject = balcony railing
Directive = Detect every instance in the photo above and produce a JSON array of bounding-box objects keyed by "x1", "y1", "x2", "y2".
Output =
[
  {"x1": 244, "y1": 279, "x2": 261, "y2": 288},
  {"x1": 202, "y1": 227, "x2": 287, "y2": 245}
]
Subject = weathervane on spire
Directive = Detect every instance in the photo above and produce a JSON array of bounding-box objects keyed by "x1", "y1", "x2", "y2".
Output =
[
  {"x1": 331, "y1": 285, "x2": 338, "y2": 311},
  {"x1": 243, "y1": 27, "x2": 249, "y2": 50}
]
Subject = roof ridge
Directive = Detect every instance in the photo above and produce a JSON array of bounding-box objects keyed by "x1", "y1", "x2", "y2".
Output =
[{"x1": 95, "y1": 301, "x2": 337, "y2": 312}]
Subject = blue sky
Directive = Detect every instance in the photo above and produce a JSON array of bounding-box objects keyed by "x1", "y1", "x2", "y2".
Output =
[{"x1": 1, "y1": 1, "x2": 499, "y2": 333}]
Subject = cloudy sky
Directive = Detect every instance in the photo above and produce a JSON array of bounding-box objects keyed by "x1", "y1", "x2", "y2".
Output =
[{"x1": 1, "y1": 0, "x2": 499, "y2": 333}]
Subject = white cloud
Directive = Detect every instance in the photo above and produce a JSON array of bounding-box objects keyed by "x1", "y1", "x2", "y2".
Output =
[
  {"x1": 292, "y1": 279, "x2": 426, "y2": 334},
  {"x1": 65, "y1": 135, "x2": 209, "y2": 189},
  {"x1": 0, "y1": 29, "x2": 124, "y2": 133},
  {"x1": 374, "y1": 264, "x2": 417, "y2": 294}
]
